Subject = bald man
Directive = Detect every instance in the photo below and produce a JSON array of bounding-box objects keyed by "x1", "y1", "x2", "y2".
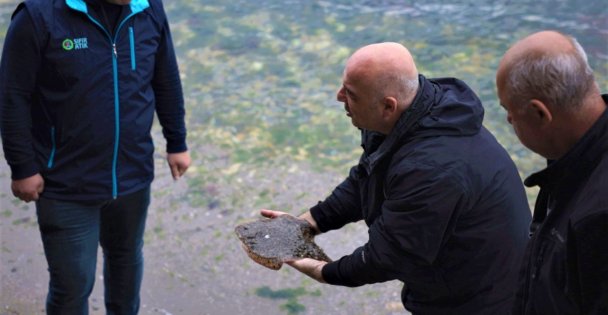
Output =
[
  {"x1": 261, "y1": 42, "x2": 531, "y2": 314},
  {"x1": 497, "y1": 31, "x2": 608, "y2": 314}
]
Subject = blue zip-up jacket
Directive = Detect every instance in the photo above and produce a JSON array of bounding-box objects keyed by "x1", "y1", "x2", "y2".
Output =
[
  {"x1": 311, "y1": 75, "x2": 532, "y2": 314},
  {"x1": 0, "y1": 0, "x2": 187, "y2": 200}
]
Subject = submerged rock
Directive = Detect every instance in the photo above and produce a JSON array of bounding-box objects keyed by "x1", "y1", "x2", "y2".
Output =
[{"x1": 235, "y1": 215, "x2": 331, "y2": 270}]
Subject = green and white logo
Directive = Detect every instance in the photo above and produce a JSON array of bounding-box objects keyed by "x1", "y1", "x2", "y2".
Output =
[
  {"x1": 62, "y1": 38, "x2": 88, "y2": 51},
  {"x1": 62, "y1": 39, "x2": 74, "y2": 51}
]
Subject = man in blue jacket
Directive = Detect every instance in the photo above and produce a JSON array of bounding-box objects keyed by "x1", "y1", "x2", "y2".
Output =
[
  {"x1": 0, "y1": 0, "x2": 190, "y2": 314},
  {"x1": 261, "y1": 42, "x2": 531, "y2": 314},
  {"x1": 497, "y1": 30, "x2": 608, "y2": 314}
]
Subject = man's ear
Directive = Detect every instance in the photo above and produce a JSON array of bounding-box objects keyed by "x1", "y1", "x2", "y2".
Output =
[
  {"x1": 382, "y1": 96, "x2": 398, "y2": 118},
  {"x1": 529, "y1": 99, "x2": 553, "y2": 126}
]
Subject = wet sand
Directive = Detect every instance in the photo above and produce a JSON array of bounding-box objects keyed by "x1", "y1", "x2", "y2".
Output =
[{"x1": 0, "y1": 154, "x2": 408, "y2": 315}]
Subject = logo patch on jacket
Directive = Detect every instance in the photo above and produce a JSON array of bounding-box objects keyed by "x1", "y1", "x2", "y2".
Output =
[{"x1": 62, "y1": 37, "x2": 88, "y2": 51}]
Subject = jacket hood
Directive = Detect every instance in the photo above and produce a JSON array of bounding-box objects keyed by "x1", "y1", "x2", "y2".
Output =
[
  {"x1": 412, "y1": 76, "x2": 484, "y2": 139},
  {"x1": 359, "y1": 75, "x2": 484, "y2": 174}
]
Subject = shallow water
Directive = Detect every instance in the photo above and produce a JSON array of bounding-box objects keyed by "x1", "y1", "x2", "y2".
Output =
[{"x1": 1, "y1": 0, "x2": 607, "y2": 314}]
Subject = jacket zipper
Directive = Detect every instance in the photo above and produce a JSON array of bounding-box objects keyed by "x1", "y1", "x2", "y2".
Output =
[
  {"x1": 521, "y1": 233, "x2": 548, "y2": 314},
  {"x1": 84, "y1": 11, "x2": 141, "y2": 199},
  {"x1": 111, "y1": 41, "x2": 120, "y2": 199},
  {"x1": 531, "y1": 245, "x2": 546, "y2": 280},
  {"x1": 47, "y1": 127, "x2": 56, "y2": 168},
  {"x1": 129, "y1": 27, "x2": 136, "y2": 70},
  {"x1": 520, "y1": 247, "x2": 532, "y2": 313}
]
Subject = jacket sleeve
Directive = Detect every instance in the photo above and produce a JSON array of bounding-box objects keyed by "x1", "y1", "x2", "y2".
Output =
[
  {"x1": 322, "y1": 161, "x2": 467, "y2": 287},
  {"x1": 571, "y1": 212, "x2": 608, "y2": 314},
  {"x1": 0, "y1": 6, "x2": 42, "y2": 180},
  {"x1": 309, "y1": 164, "x2": 364, "y2": 232},
  {"x1": 150, "y1": 1, "x2": 187, "y2": 153}
]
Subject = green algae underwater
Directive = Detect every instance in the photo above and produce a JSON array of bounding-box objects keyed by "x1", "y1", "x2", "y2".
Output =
[{"x1": 1, "y1": 0, "x2": 607, "y2": 314}]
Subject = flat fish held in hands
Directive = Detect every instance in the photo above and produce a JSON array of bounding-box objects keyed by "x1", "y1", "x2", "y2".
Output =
[{"x1": 235, "y1": 215, "x2": 332, "y2": 270}]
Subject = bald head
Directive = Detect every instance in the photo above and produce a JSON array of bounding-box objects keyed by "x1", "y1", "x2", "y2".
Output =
[
  {"x1": 498, "y1": 31, "x2": 574, "y2": 68},
  {"x1": 336, "y1": 42, "x2": 420, "y2": 134},
  {"x1": 346, "y1": 42, "x2": 418, "y2": 78},
  {"x1": 496, "y1": 30, "x2": 596, "y2": 112},
  {"x1": 345, "y1": 42, "x2": 419, "y2": 108}
]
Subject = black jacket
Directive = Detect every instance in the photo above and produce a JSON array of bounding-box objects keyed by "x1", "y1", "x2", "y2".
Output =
[
  {"x1": 513, "y1": 95, "x2": 608, "y2": 315},
  {"x1": 0, "y1": 0, "x2": 186, "y2": 200},
  {"x1": 311, "y1": 75, "x2": 532, "y2": 314}
]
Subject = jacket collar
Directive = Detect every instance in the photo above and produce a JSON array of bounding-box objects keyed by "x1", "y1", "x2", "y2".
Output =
[
  {"x1": 66, "y1": 0, "x2": 149, "y2": 14},
  {"x1": 360, "y1": 74, "x2": 436, "y2": 174},
  {"x1": 525, "y1": 94, "x2": 608, "y2": 190}
]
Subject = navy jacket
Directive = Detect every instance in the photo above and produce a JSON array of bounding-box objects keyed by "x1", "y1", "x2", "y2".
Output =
[
  {"x1": 311, "y1": 75, "x2": 532, "y2": 314},
  {"x1": 0, "y1": 0, "x2": 186, "y2": 200},
  {"x1": 513, "y1": 95, "x2": 608, "y2": 315}
]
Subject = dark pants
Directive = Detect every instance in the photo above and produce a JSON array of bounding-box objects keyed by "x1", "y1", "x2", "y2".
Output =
[{"x1": 36, "y1": 186, "x2": 150, "y2": 315}]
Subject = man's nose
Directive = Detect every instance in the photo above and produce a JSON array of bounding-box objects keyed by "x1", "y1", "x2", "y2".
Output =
[{"x1": 337, "y1": 87, "x2": 346, "y2": 102}]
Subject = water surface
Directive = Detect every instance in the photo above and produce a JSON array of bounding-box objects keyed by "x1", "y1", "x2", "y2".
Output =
[{"x1": 1, "y1": 1, "x2": 606, "y2": 314}]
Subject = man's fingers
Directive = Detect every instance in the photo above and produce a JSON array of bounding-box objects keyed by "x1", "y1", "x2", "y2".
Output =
[
  {"x1": 284, "y1": 258, "x2": 300, "y2": 264},
  {"x1": 169, "y1": 161, "x2": 189, "y2": 180},
  {"x1": 167, "y1": 152, "x2": 191, "y2": 181},
  {"x1": 178, "y1": 164, "x2": 188, "y2": 176},
  {"x1": 16, "y1": 192, "x2": 37, "y2": 203},
  {"x1": 170, "y1": 164, "x2": 180, "y2": 180},
  {"x1": 260, "y1": 209, "x2": 285, "y2": 218},
  {"x1": 11, "y1": 174, "x2": 44, "y2": 203}
]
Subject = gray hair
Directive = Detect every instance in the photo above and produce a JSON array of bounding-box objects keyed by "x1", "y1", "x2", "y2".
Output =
[
  {"x1": 505, "y1": 35, "x2": 596, "y2": 111},
  {"x1": 374, "y1": 72, "x2": 419, "y2": 107}
]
